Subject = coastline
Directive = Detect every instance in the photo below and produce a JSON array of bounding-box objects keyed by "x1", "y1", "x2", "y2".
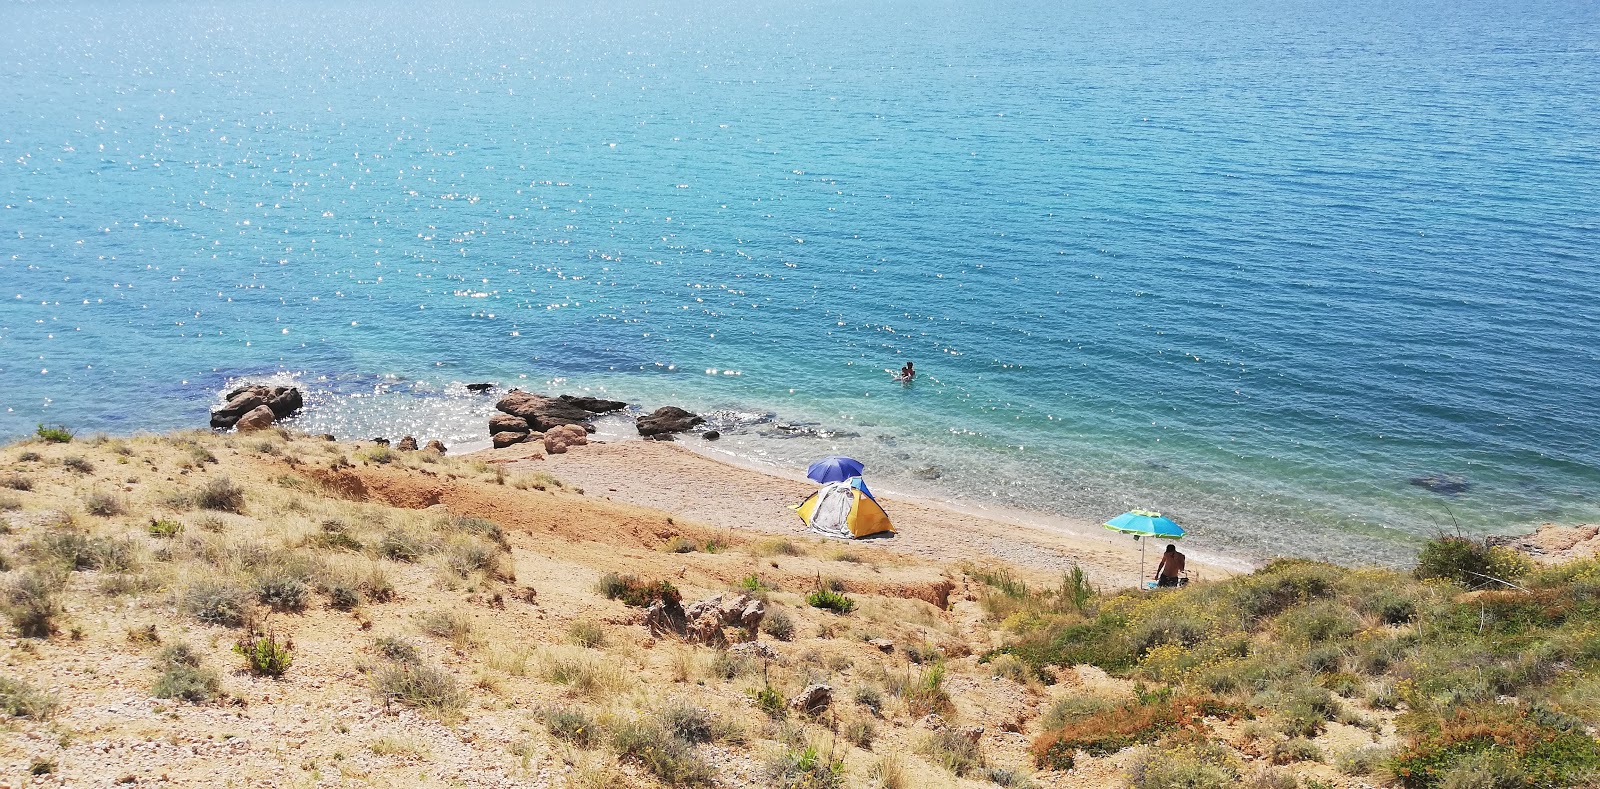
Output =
[{"x1": 471, "y1": 437, "x2": 1246, "y2": 589}]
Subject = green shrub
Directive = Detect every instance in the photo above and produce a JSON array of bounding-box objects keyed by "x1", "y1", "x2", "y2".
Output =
[
  {"x1": 234, "y1": 631, "x2": 293, "y2": 677},
  {"x1": 610, "y1": 718, "x2": 716, "y2": 786},
  {"x1": 597, "y1": 573, "x2": 681, "y2": 607},
  {"x1": 379, "y1": 529, "x2": 430, "y2": 562},
  {"x1": 901, "y1": 664, "x2": 953, "y2": 717},
  {"x1": 308, "y1": 520, "x2": 361, "y2": 551},
  {"x1": 442, "y1": 537, "x2": 511, "y2": 580},
  {"x1": 1336, "y1": 744, "x2": 1392, "y2": 776},
  {"x1": 0, "y1": 675, "x2": 58, "y2": 719},
  {"x1": 1270, "y1": 737, "x2": 1322, "y2": 764},
  {"x1": 35, "y1": 424, "x2": 73, "y2": 443},
  {"x1": 27, "y1": 529, "x2": 139, "y2": 572},
  {"x1": 372, "y1": 661, "x2": 464, "y2": 715},
  {"x1": 1414, "y1": 536, "x2": 1529, "y2": 588},
  {"x1": 806, "y1": 589, "x2": 856, "y2": 614},
  {"x1": 752, "y1": 684, "x2": 786, "y2": 718},
  {"x1": 543, "y1": 705, "x2": 601, "y2": 747},
  {"x1": 1127, "y1": 741, "x2": 1241, "y2": 789},
  {"x1": 763, "y1": 607, "x2": 796, "y2": 641},
  {"x1": 1388, "y1": 706, "x2": 1600, "y2": 789},
  {"x1": 374, "y1": 636, "x2": 421, "y2": 663},
  {"x1": 328, "y1": 585, "x2": 362, "y2": 610},
  {"x1": 254, "y1": 574, "x2": 309, "y2": 612},
  {"x1": 180, "y1": 579, "x2": 255, "y2": 628},
  {"x1": 152, "y1": 643, "x2": 221, "y2": 703},
  {"x1": 660, "y1": 702, "x2": 718, "y2": 744},
  {"x1": 766, "y1": 744, "x2": 846, "y2": 788},
  {"x1": 148, "y1": 519, "x2": 184, "y2": 539},
  {"x1": 4, "y1": 569, "x2": 66, "y2": 638}
]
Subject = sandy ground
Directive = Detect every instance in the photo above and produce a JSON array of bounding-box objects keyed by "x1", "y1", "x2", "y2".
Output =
[{"x1": 476, "y1": 440, "x2": 1238, "y2": 590}]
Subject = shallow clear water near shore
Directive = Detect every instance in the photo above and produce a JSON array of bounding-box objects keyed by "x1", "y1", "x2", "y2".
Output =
[{"x1": 3, "y1": 0, "x2": 1598, "y2": 565}]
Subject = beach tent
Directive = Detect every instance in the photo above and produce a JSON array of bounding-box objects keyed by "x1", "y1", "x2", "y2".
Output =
[{"x1": 794, "y1": 477, "x2": 894, "y2": 539}]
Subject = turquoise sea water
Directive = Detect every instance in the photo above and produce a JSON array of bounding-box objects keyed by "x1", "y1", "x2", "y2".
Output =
[{"x1": 3, "y1": 0, "x2": 1598, "y2": 565}]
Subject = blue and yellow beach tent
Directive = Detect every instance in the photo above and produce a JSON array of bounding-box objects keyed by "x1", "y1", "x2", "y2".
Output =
[{"x1": 794, "y1": 477, "x2": 894, "y2": 539}]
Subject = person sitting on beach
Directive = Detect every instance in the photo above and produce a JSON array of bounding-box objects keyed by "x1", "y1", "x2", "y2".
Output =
[
  {"x1": 899, "y1": 361, "x2": 915, "y2": 381},
  {"x1": 1154, "y1": 544, "x2": 1186, "y2": 587}
]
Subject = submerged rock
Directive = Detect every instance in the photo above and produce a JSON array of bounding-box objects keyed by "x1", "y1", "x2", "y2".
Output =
[
  {"x1": 1409, "y1": 474, "x2": 1471, "y2": 495},
  {"x1": 637, "y1": 406, "x2": 704, "y2": 437}
]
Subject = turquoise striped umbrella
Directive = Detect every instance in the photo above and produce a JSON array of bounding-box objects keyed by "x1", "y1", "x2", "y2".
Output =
[{"x1": 1104, "y1": 510, "x2": 1186, "y2": 589}]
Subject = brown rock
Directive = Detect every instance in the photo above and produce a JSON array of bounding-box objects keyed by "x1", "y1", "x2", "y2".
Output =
[
  {"x1": 542, "y1": 424, "x2": 589, "y2": 455},
  {"x1": 644, "y1": 593, "x2": 765, "y2": 648},
  {"x1": 211, "y1": 384, "x2": 303, "y2": 429},
  {"x1": 789, "y1": 684, "x2": 832, "y2": 715},
  {"x1": 423, "y1": 440, "x2": 447, "y2": 454},
  {"x1": 234, "y1": 405, "x2": 276, "y2": 433},
  {"x1": 559, "y1": 395, "x2": 627, "y2": 413},
  {"x1": 491, "y1": 431, "x2": 529, "y2": 449},
  {"x1": 489, "y1": 413, "x2": 530, "y2": 436},
  {"x1": 496, "y1": 391, "x2": 595, "y2": 432},
  {"x1": 868, "y1": 638, "x2": 895, "y2": 653},
  {"x1": 636, "y1": 405, "x2": 704, "y2": 437},
  {"x1": 395, "y1": 436, "x2": 418, "y2": 451}
]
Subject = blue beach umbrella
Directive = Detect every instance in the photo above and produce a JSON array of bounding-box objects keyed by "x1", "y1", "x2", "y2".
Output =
[
  {"x1": 1104, "y1": 510, "x2": 1186, "y2": 590},
  {"x1": 807, "y1": 455, "x2": 865, "y2": 484}
]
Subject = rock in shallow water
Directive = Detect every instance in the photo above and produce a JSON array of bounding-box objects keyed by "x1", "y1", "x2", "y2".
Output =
[
  {"x1": 1409, "y1": 473, "x2": 1470, "y2": 495},
  {"x1": 637, "y1": 406, "x2": 704, "y2": 436}
]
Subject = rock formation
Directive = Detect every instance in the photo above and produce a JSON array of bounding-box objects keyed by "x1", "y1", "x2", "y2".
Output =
[
  {"x1": 644, "y1": 592, "x2": 765, "y2": 647},
  {"x1": 466, "y1": 383, "x2": 495, "y2": 392},
  {"x1": 492, "y1": 391, "x2": 627, "y2": 436},
  {"x1": 637, "y1": 406, "x2": 704, "y2": 437},
  {"x1": 396, "y1": 436, "x2": 418, "y2": 451},
  {"x1": 423, "y1": 440, "x2": 447, "y2": 454},
  {"x1": 489, "y1": 413, "x2": 531, "y2": 437},
  {"x1": 492, "y1": 431, "x2": 530, "y2": 449},
  {"x1": 789, "y1": 684, "x2": 832, "y2": 715},
  {"x1": 542, "y1": 424, "x2": 588, "y2": 454},
  {"x1": 210, "y1": 385, "x2": 303, "y2": 430},
  {"x1": 234, "y1": 405, "x2": 276, "y2": 433}
]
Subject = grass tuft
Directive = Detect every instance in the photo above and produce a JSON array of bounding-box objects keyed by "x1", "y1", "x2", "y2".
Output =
[{"x1": 0, "y1": 675, "x2": 59, "y2": 720}]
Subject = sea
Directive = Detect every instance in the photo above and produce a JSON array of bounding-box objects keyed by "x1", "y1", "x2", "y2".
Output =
[{"x1": 3, "y1": 0, "x2": 1598, "y2": 566}]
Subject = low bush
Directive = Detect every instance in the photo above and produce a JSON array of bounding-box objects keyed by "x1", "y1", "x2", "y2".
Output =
[
  {"x1": 379, "y1": 529, "x2": 430, "y2": 562},
  {"x1": 180, "y1": 579, "x2": 255, "y2": 628},
  {"x1": 843, "y1": 716, "x2": 877, "y2": 749},
  {"x1": 62, "y1": 456, "x2": 93, "y2": 474},
  {"x1": 1336, "y1": 744, "x2": 1392, "y2": 776},
  {"x1": 254, "y1": 574, "x2": 309, "y2": 612},
  {"x1": 82, "y1": 490, "x2": 124, "y2": 517},
  {"x1": 328, "y1": 585, "x2": 362, "y2": 610},
  {"x1": 151, "y1": 643, "x2": 221, "y2": 703},
  {"x1": 766, "y1": 744, "x2": 846, "y2": 789},
  {"x1": 1032, "y1": 695, "x2": 1233, "y2": 770},
  {"x1": 372, "y1": 661, "x2": 464, "y2": 715},
  {"x1": 806, "y1": 589, "x2": 856, "y2": 614},
  {"x1": 597, "y1": 573, "x2": 681, "y2": 607},
  {"x1": 1127, "y1": 741, "x2": 1242, "y2": 789},
  {"x1": 752, "y1": 684, "x2": 786, "y2": 718},
  {"x1": 415, "y1": 609, "x2": 474, "y2": 647},
  {"x1": 234, "y1": 631, "x2": 293, "y2": 677},
  {"x1": 35, "y1": 424, "x2": 73, "y2": 443},
  {"x1": 665, "y1": 536, "x2": 697, "y2": 553},
  {"x1": 922, "y1": 729, "x2": 984, "y2": 777},
  {"x1": 543, "y1": 705, "x2": 601, "y2": 747},
  {"x1": 1270, "y1": 737, "x2": 1322, "y2": 765},
  {"x1": 374, "y1": 636, "x2": 421, "y2": 663},
  {"x1": 900, "y1": 664, "x2": 953, "y2": 718},
  {"x1": 194, "y1": 477, "x2": 246, "y2": 513},
  {"x1": 1, "y1": 473, "x2": 32, "y2": 491},
  {"x1": 610, "y1": 718, "x2": 716, "y2": 786},
  {"x1": 1387, "y1": 705, "x2": 1600, "y2": 789},
  {"x1": 148, "y1": 519, "x2": 184, "y2": 539},
  {"x1": 541, "y1": 649, "x2": 630, "y2": 697},
  {"x1": 5, "y1": 569, "x2": 66, "y2": 638},
  {"x1": 569, "y1": 620, "x2": 608, "y2": 649},
  {"x1": 0, "y1": 675, "x2": 59, "y2": 719},
  {"x1": 762, "y1": 608, "x2": 796, "y2": 641},
  {"x1": 1414, "y1": 536, "x2": 1531, "y2": 588},
  {"x1": 27, "y1": 529, "x2": 139, "y2": 572}
]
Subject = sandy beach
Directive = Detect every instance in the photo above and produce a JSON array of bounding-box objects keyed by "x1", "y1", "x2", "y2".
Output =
[{"x1": 475, "y1": 438, "x2": 1241, "y2": 590}]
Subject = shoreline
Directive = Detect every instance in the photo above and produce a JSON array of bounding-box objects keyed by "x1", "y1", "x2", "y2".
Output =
[{"x1": 470, "y1": 437, "x2": 1248, "y2": 589}]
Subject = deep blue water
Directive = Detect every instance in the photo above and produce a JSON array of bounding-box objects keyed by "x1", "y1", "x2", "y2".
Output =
[{"x1": 3, "y1": 0, "x2": 1598, "y2": 564}]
